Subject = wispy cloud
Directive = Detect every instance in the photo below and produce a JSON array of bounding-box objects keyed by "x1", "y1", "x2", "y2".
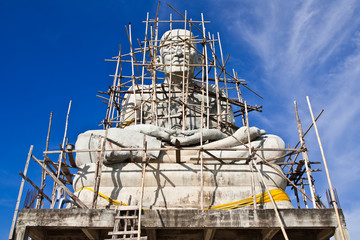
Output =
[{"x1": 214, "y1": 0, "x2": 360, "y2": 236}]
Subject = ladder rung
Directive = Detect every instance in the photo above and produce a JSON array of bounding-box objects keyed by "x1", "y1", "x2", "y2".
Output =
[
  {"x1": 105, "y1": 237, "x2": 147, "y2": 240},
  {"x1": 115, "y1": 215, "x2": 138, "y2": 219},
  {"x1": 117, "y1": 206, "x2": 140, "y2": 211},
  {"x1": 109, "y1": 230, "x2": 139, "y2": 235}
]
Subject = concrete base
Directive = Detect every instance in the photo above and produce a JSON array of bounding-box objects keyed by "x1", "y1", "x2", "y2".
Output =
[{"x1": 14, "y1": 208, "x2": 349, "y2": 240}]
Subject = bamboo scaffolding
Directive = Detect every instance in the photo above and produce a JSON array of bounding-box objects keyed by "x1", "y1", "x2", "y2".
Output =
[
  {"x1": 137, "y1": 136, "x2": 147, "y2": 240},
  {"x1": 244, "y1": 102, "x2": 256, "y2": 209},
  {"x1": 140, "y1": 12, "x2": 150, "y2": 124},
  {"x1": 36, "y1": 112, "x2": 53, "y2": 209},
  {"x1": 251, "y1": 159, "x2": 289, "y2": 240},
  {"x1": 51, "y1": 100, "x2": 72, "y2": 209},
  {"x1": 9, "y1": 8, "x2": 352, "y2": 240},
  {"x1": 19, "y1": 172, "x2": 51, "y2": 203},
  {"x1": 32, "y1": 155, "x2": 88, "y2": 209},
  {"x1": 9, "y1": 145, "x2": 33, "y2": 240},
  {"x1": 306, "y1": 96, "x2": 346, "y2": 240},
  {"x1": 92, "y1": 129, "x2": 108, "y2": 208},
  {"x1": 294, "y1": 101, "x2": 318, "y2": 208}
]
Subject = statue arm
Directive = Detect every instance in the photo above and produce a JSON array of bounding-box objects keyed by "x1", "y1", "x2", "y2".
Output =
[{"x1": 203, "y1": 126, "x2": 265, "y2": 149}]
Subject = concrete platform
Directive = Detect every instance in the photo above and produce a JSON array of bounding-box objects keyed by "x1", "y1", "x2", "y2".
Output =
[{"x1": 14, "y1": 208, "x2": 349, "y2": 240}]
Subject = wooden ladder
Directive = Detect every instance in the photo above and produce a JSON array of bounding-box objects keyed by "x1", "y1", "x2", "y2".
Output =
[{"x1": 107, "y1": 205, "x2": 147, "y2": 240}]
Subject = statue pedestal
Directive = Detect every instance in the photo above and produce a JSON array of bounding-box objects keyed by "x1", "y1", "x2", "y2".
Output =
[{"x1": 73, "y1": 163, "x2": 293, "y2": 209}]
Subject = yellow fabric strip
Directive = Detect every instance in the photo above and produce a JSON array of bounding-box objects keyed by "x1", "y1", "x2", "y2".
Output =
[
  {"x1": 75, "y1": 187, "x2": 128, "y2": 206},
  {"x1": 75, "y1": 187, "x2": 290, "y2": 210},
  {"x1": 206, "y1": 189, "x2": 290, "y2": 210}
]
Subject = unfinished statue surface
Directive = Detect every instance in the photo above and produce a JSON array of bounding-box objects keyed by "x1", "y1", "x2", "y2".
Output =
[{"x1": 73, "y1": 29, "x2": 293, "y2": 209}]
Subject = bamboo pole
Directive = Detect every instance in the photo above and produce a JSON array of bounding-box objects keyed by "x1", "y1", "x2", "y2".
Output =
[
  {"x1": 138, "y1": 136, "x2": 147, "y2": 240},
  {"x1": 108, "y1": 46, "x2": 122, "y2": 128},
  {"x1": 300, "y1": 178, "x2": 308, "y2": 208},
  {"x1": 51, "y1": 100, "x2": 72, "y2": 209},
  {"x1": 245, "y1": 101, "x2": 256, "y2": 209},
  {"x1": 199, "y1": 33, "x2": 207, "y2": 210},
  {"x1": 306, "y1": 96, "x2": 346, "y2": 240},
  {"x1": 209, "y1": 33, "x2": 221, "y2": 129},
  {"x1": 294, "y1": 101, "x2": 318, "y2": 208},
  {"x1": 9, "y1": 145, "x2": 33, "y2": 240},
  {"x1": 224, "y1": 130, "x2": 314, "y2": 203},
  {"x1": 285, "y1": 109, "x2": 324, "y2": 166},
  {"x1": 201, "y1": 13, "x2": 210, "y2": 129},
  {"x1": 181, "y1": 10, "x2": 188, "y2": 131},
  {"x1": 140, "y1": 12, "x2": 149, "y2": 125},
  {"x1": 92, "y1": 129, "x2": 108, "y2": 209},
  {"x1": 36, "y1": 111, "x2": 53, "y2": 209},
  {"x1": 217, "y1": 33, "x2": 230, "y2": 129},
  {"x1": 128, "y1": 23, "x2": 138, "y2": 126},
  {"x1": 44, "y1": 146, "x2": 303, "y2": 154},
  {"x1": 19, "y1": 172, "x2": 51, "y2": 203},
  {"x1": 251, "y1": 161, "x2": 289, "y2": 240}
]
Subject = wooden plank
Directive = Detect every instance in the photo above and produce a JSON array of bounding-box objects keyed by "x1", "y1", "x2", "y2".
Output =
[
  {"x1": 261, "y1": 228, "x2": 279, "y2": 240},
  {"x1": 108, "y1": 230, "x2": 138, "y2": 235},
  {"x1": 81, "y1": 228, "x2": 99, "y2": 240},
  {"x1": 115, "y1": 215, "x2": 138, "y2": 219},
  {"x1": 204, "y1": 229, "x2": 216, "y2": 240},
  {"x1": 117, "y1": 206, "x2": 140, "y2": 211}
]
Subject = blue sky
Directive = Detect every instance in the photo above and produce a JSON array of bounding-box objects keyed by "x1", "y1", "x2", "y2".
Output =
[{"x1": 1, "y1": 0, "x2": 359, "y2": 238}]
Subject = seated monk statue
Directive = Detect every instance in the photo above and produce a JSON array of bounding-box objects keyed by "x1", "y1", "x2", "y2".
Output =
[
  {"x1": 73, "y1": 29, "x2": 292, "y2": 209},
  {"x1": 85, "y1": 29, "x2": 285, "y2": 163}
]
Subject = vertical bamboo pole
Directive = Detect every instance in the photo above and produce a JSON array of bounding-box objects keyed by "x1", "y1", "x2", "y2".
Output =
[
  {"x1": 217, "y1": 33, "x2": 230, "y2": 128},
  {"x1": 51, "y1": 100, "x2": 72, "y2": 209},
  {"x1": 294, "y1": 188, "x2": 301, "y2": 209},
  {"x1": 183, "y1": 15, "x2": 193, "y2": 131},
  {"x1": 181, "y1": 11, "x2": 188, "y2": 131},
  {"x1": 138, "y1": 136, "x2": 147, "y2": 239},
  {"x1": 92, "y1": 129, "x2": 108, "y2": 209},
  {"x1": 129, "y1": 23, "x2": 137, "y2": 125},
  {"x1": 294, "y1": 101, "x2": 317, "y2": 208},
  {"x1": 201, "y1": 13, "x2": 210, "y2": 129},
  {"x1": 36, "y1": 111, "x2": 53, "y2": 209},
  {"x1": 200, "y1": 32, "x2": 206, "y2": 210},
  {"x1": 149, "y1": 15, "x2": 159, "y2": 125},
  {"x1": 306, "y1": 96, "x2": 346, "y2": 240},
  {"x1": 140, "y1": 12, "x2": 150, "y2": 125},
  {"x1": 209, "y1": 33, "x2": 221, "y2": 129},
  {"x1": 167, "y1": 13, "x2": 173, "y2": 128},
  {"x1": 245, "y1": 101, "x2": 256, "y2": 209},
  {"x1": 114, "y1": 44, "x2": 123, "y2": 128},
  {"x1": 251, "y1": 161, "x2": 289, "y2": 240},
  {"x1": 300, "y1": 178, "x2": 308, "y2": 208},
  {"x1": 9, "y1": 145, "x2": 34, "y2": 240},
  {"x1": 234, "y1": 70, "x2": 246, "y2": 126},
  {"x1": 109, "y1": 47, "x2": 122, "y2": 127},
  {"x1": 170, "y1": 13, "x2": 172, "y2": 30}
]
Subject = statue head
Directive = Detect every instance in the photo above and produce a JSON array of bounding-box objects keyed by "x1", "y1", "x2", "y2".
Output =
[{"x1": 158, "y1": 29, "x2": 202, "y2": 76}]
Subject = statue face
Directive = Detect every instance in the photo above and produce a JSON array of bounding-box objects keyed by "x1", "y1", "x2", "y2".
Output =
[{"x1": 159, "y1": 29, "x2": 201, "y2": 75}]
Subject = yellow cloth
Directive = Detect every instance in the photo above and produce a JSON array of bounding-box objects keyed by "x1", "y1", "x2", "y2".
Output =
[
  {"x1": 75, "y1": 187, "x2": 290, "y2": 210},
  {"x1": 75, "y1": 187, "x2": 128, "y2": 206},
  {"x1": 206, "y1": 189, "x2": 290, "y2": 210}
]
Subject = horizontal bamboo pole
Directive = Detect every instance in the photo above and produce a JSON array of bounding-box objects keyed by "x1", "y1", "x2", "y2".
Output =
[{"x1": 44, "y1": 147, "x2": 303, "y2": 154}]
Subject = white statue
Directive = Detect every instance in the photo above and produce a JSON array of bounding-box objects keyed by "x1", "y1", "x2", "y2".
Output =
[{"x1": 73, "y1": 29, "x2": 291, "y2": 209}]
